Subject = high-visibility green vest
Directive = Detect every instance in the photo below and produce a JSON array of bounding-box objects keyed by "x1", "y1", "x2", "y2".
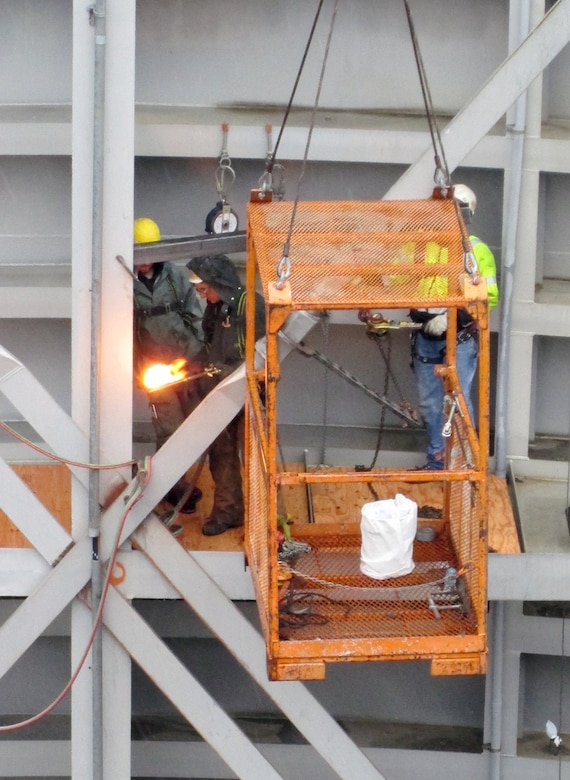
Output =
[
  {"x1": 417, "y1": 240, "x2": 448, "y2": 298},
  {"x1": 470, "y1": 235, "x2": 499, "y2": 310},
  {"x1": 391, "y1": 236, "x2": 498, "y2": 309},
  {"x1": 389, "y1": 241, "x2": 448, "y2": 296}
]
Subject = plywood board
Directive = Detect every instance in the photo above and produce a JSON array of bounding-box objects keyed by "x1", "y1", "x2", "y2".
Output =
[
  {"x1": 487, "y1": 474, "x2": 521, "y2": 554},
  {"x1": 0, "y1": 463, "x2": 71, "y2": 548},
  {"x1": 278, "y1": 467, "x2": 520, "y2": 555},
  {"x1": 0, "y1": 463, "x2": 519, "y2": 555}
]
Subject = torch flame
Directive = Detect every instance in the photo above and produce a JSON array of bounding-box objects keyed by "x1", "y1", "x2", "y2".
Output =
[{"x1": 142, "y1": 358, "x2": 188, "y2": 391}]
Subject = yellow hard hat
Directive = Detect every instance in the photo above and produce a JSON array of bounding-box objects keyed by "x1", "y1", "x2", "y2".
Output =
[{"x1": 134, "y1": 217, "x2": 161, "y2": 244}]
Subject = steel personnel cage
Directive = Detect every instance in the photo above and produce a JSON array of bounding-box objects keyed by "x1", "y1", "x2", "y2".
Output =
[{"x1": 244, "y1": 195, "x2": 490, "y2": 681}]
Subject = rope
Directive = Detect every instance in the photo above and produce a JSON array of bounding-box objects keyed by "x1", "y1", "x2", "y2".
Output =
[
  {"x1": 320, "y1": 312, "x2": 330, "y2": 465},
  {"x1": 367, "y1": 331, "x2": 410, "y2": 471},
  {"x1": 276, "y1": 0, "x2": 339, "y2": 287}
]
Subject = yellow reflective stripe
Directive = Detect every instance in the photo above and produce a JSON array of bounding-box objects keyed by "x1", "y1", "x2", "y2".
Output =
[{"x1": 418, "y1": 241, "x2": 448, "y2": 297}]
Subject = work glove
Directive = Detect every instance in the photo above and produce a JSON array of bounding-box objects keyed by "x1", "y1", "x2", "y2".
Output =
[{"x1": 423, "y1": 311, "x2": 448, "y2": 337}]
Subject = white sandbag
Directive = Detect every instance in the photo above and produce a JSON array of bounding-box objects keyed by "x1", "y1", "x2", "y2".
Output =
[{"x1": 360, "y1": 493, "x2": 417, "y2": 580}]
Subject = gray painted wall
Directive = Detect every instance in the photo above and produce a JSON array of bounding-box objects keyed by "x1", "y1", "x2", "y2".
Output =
[{"x1": 1, "y1": 3, "x2": 570, "y2": 775}]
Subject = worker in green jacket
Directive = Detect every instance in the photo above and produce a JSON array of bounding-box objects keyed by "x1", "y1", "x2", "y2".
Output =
[{"x1": 133, "y1": 217, "x2": 204, "y2": 511}]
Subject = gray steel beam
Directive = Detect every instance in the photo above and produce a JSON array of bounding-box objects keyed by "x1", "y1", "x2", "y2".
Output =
[
  {"x1": 0, "y1": 459, "x2": 72, "y2": 564},
  {"x1": 98, "y1": 590, "x2": 286, "y2": 780},
  {"x1": 0, "y1": 335, "x2": 384, "y2": 779},
  {"x1": 0, "y1": 537, "x2": 91, "y2": 678},
  {"x1": 133, "y1": 516, "x2": 387, "y2": 780},
  {"x1": 488, "y1": 553, "x2": 570, "y2": 600},
  {"x1": 133, "y1": 230, "x2": 246, "y2": 265}
]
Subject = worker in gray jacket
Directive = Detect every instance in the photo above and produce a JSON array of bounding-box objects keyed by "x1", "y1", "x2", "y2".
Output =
[
  {"x1": 134, "y1": 217, "x2": 204, "y2": 511},
  {"x1": 186, "y1": 254, "x2": 266, "y2": 536}
]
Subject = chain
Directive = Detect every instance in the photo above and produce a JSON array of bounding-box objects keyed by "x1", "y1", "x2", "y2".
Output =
[
  {"x1": 282, "y1": 559, "x2": 457, "y2": 598},
  {"x1": 369, "y1": 330, "x2": 407, "y2": 401},
  {"x1": 368, "y1": 334, "x2": 392, "y2": 470}
]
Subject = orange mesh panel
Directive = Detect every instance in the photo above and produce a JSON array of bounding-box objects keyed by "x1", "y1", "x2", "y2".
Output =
[
  {"x1": 245, "y1": 404, "x2": 271, "y2": 640},
  {"x1": 446, "y1": 411, "x2": 485, "y2": 631},
  {"x1": 248, "y1": 199, "x2": 469, "y2": 309}
]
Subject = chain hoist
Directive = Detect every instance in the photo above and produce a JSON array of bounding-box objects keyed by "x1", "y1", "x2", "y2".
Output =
[
  {"x1": 205, "y1": 122, "x2": 239, "y2": 235},
  {"x1": 356, "y1": 311, "x2": 421, "y2": 470}
]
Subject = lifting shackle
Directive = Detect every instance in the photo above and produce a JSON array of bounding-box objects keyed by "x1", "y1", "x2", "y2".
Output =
[
  {"x1": 258, "y1": 124, "x2": 286, "y2": 200},
  {"x1": 215, "y1": 122, "x2": 236, "y2": 204}
]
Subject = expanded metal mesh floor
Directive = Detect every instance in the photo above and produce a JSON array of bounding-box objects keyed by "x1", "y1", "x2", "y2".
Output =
[{"x1": 278, "y1": 527, "x2": 477, "y2": 642}]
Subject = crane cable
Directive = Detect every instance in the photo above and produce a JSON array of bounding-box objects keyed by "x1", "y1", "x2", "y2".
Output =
[
  {"x1": 402, "y1": 0, "x2": 451, "y2": 192},
  {"x1": 275, "y1": 0, "x2": 340, "y2": 289},
  {"x1": 403, "y1": 0, "x2": 477, "y2": 276},
  {"x1": 259, "y1": 0, "x2": 325, "y2": 199}
]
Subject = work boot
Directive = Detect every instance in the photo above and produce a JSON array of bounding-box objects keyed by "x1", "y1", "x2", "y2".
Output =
[
  {"x1": 202, "y1": 513, "x2": 243, "y2": 536},
  {"x1": 165, "y1": 486, "x2": 203, "y2": 514}
]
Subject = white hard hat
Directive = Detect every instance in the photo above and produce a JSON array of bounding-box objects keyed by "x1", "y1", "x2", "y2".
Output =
[{"x1": 453, "y1": 184, "x2": 477, "y2": 215}]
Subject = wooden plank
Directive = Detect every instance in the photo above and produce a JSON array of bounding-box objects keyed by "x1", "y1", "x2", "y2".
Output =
[
  {"x1": 487, "y1": 474, "x2": 521, "y2": 554},
  {"x1": 0, "y1": 464, "x2": 71, "y2": 548},
  {"x1": 158, "y1": 464, "x2": 246, "y2": 552},
  {"x1": 279, "y1": 468, "x2": 520, "y2": 555},
  {"x1": 0, "y1": 464, "x2": 519, "y2": 555}
]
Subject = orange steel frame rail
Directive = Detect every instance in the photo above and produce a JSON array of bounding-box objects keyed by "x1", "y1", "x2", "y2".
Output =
[{"x1": 244, "y1": 194, "x2": 490, "y2": 681}]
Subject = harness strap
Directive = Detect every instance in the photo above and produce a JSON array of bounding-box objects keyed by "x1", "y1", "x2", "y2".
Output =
[
  {"x1": 412, "y1": 322, "x2": 478, "y2": 363},
  {"x1": 236, "y1": 290, "x2": 247, "y2": 359},
  {"x1": 457, "y1": 322, "x2": 479, "y2": 343},
  {"x1": 135, "y1": 300, "x2": 182, "y2": 317}
]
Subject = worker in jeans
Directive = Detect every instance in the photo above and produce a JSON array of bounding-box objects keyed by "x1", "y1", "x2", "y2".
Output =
[{"x1": 410, "y1": 185, "x2": 499, "y2": 470}]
